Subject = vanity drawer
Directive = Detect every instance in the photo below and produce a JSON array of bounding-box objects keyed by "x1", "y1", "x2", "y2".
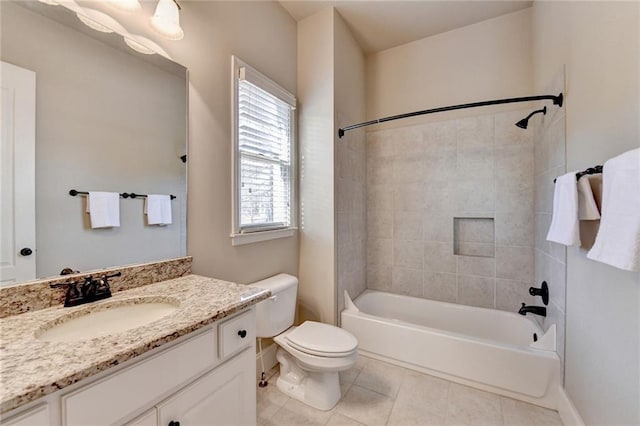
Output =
[
  {"x1": 62, "y1": 327, "x2": 217, "y2": 426},
  {"x1": 218, "y1": 309, "x2": 255, "y2": 360}
]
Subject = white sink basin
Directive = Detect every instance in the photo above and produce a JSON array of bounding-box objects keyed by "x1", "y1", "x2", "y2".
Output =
[{"x1": 36, "y1": 298, "x2": 180, "y2": 342}]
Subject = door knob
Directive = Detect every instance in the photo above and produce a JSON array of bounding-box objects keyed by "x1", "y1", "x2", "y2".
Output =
[
  {"x1": 238, "y1": 329, "x2": 247, "y2": 338},
  {"x1": 168, "y1": 421, "x2": 180, "y2": 426},
  {"x1": 20, "y1": 248, "x2": 33, "y2": 256}
]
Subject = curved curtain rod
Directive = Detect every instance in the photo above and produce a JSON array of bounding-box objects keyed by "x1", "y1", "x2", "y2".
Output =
[{"x1": 337, "y1": 93, "x2": 564, "y2": 138}]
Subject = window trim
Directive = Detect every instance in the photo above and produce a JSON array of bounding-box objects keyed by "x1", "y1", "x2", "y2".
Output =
[{"x1": 230, "y1": 56, "x2": 297, "y2": 245}]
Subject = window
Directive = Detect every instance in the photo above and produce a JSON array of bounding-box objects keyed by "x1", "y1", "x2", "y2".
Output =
[{"x1": 231, "y1": 57, "x2": 296, "y2": 245}]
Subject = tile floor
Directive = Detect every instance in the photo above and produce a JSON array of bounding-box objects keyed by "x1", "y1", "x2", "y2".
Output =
[{"x1": 257, "y1": 355, "x2": 563, "y2": 426}]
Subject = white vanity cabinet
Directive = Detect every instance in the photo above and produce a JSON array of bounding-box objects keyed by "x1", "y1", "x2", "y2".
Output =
[
  {"x1": 1, "y1": 308, "x2": 257, "y2": 426},
  {"x1": 156, "y1": 348, "x2": 255, "y2": 426}
]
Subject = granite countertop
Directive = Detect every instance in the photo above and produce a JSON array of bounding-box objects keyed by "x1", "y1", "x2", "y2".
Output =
[{"x1": 0, "y1": 275, "x2": 270, "y2": 415}]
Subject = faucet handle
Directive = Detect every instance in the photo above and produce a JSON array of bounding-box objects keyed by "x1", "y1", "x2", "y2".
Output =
[{"x1": 50, "y1": 281, "x2": 81, "y2": 306}]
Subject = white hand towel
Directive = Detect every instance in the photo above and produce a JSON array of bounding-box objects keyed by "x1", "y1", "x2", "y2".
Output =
[
  {"x1": 587, "y1": 148, "x2": 640, "y2": 272},
  {"x1": 86, "y1": 192, "x2": 120, "y2": 228},
  {"x1": 547, "y1": 171, "x2": 580, "y2": 246},
  {"x1": 145, "y1": 194, "x2": 172, "y2": 225},
  {"x1": 577, "y1": 175, "x2": 601, "y2": 220}
]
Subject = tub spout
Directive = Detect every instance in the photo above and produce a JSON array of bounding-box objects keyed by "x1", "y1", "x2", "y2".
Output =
[{"x1": 518, "y1": 303, "x2": 546, "y2": 317}]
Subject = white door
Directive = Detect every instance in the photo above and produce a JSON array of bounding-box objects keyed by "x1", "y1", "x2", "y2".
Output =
[
  {"x1": 0, "y1": 61, "x2": 36, "y2": 285},
  {"x1": 157, "y1": 348, "x2": 256, "y2": 426}
]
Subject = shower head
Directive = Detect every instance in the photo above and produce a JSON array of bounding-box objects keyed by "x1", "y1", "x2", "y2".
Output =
[{"x1": 515, "y1": 106, "x2": 547, "y2": 129}]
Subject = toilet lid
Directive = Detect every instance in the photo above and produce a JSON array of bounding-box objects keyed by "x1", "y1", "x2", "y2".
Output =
[{"x1": 285, "y1": 321, "x2": 358, "y2": 356}]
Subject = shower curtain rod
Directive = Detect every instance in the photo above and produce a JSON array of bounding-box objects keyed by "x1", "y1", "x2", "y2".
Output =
[{"x1": 337, "y1": 93, "x2": 564, "y2": 138}]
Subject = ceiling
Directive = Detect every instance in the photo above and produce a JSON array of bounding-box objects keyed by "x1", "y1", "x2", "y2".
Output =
[{"x1": 278, "y1": 1, "x2": 533, "y2": 53}]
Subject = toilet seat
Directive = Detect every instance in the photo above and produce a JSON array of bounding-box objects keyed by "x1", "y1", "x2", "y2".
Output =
[{"x1": 285, "y1": 321, "x2": 358, "y2": 358}]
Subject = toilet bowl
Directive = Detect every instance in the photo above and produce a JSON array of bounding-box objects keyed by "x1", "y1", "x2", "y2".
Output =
[{"x1": 251, "y1": 274, "x2": 358, "y2": 411}]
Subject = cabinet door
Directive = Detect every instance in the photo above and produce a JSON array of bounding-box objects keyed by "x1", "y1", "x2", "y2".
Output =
[
  {"x1": 157, "y1": 348, "x2": 255, "y2": 426},
  {"x1": 1, "y1": 404, "x2": 49, "y2": 426},
  {"x1": 126, "y1": 409, "x2": 158, "y2": 426}
]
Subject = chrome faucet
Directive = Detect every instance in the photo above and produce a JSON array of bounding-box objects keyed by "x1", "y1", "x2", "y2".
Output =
[{"x1": 518, "y1": 303, "x2": 547, "y2": 317}]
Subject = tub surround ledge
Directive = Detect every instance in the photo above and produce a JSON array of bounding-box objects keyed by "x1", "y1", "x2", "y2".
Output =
[{"x1": 0, "y1": 274, "x2": 270, "y2": 415}]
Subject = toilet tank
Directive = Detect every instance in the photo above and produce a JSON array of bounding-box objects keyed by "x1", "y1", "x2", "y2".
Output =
[{"x1": 250, "y1": 274, "x2": 298, "y2": 338}]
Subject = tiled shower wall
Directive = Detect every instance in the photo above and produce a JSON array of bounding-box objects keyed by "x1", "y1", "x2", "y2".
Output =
[
  {"x1": 336, "y1": 129, "x2": 367, "y2": 315},
  {"x1": 366, "y1": 110, "x2": 537, "y2": 311},
  {"x1": 533, "y1": 72, "x2": 567, "y2": 368}
]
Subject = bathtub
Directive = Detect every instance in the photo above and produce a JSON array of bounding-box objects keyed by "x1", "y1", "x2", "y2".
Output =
[{"x1": 341, "y1": 290, "x2": 561, "y2": 409}]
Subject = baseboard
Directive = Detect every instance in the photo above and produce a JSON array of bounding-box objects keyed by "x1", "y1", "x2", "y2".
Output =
[
  {"x1": 255, "y1": 341, "x2": 278, "y2": 381},
  {"x1": 557, "y1": 386, "x2": 585, "y2": 426}
]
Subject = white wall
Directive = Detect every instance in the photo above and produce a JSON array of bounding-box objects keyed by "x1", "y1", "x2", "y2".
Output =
[
  {"x1": 367, "y1": 8, "x2": 532, "y2": 126},
  {"x1": 533, "y1": 2, "x2": 640, "y2": 424},
  {"x1": 161, "y1": 2, "x2": 300, "y2": 284},
  {"x1": 297, "y1": 8, "x2": 336, "y2": 323}
]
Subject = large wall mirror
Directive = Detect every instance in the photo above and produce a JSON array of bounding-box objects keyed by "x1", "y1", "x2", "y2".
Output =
[{"x1": 1, "y1": 1, "x2": 187, "y2": 285}]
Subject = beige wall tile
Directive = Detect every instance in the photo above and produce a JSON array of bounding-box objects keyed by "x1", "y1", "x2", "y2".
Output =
[
  {"x1": 392, "y1": 267, "x2": 423, "y2": 297},
  {"x1": 458, "y1": 275, "x2": 495, "y2": 308},
  {"x1": 457, "y1": 255, "x2": 496, "y2": 277},
  {"x1": 423, "y1": 271, "x2": 457, "y2": 303},
  {"x1": 456, "y1": 115, "x2": 494, "y2": 150},
  {"x1": 495, "y1": 209, "x2": 534, "y2": 246},
  {"x1": 424, "y1": 241, "x2": 456, "y2": 273},
  {"x1": 367, "y1": 264, "x2": 391, "y2": 292},
  {"x1": 394, "y1": 211, "x2": 423, "y2": 241},
  {"x1": 495, "y1": 246, "x2": 534, "y2": 282},
  {"x1": 367, "y1": 210, "x2": 392, "y2": 239},
  {"x1": 423, "y1": 211, "x2": 454, "y2": 242},
  {"x1": 495, "y1": 279, "x2": 533, "y2": 312},
  {"x1": 367, "y1": 238, "x2": 392, "y2": 266}
]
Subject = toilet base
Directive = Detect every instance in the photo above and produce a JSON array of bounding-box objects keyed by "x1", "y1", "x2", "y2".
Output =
[{"x1": 276, "y1": 348, "x2": 342, "y2": 411}]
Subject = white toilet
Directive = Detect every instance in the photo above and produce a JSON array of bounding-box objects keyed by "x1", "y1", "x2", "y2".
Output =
[{"x1": 251, "y1": 274, "x2": 358, "y2": 411}]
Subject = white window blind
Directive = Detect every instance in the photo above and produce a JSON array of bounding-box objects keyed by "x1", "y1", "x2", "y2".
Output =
[{"x1": 236, "y1": 65, "x2": 294, "y2": 233}]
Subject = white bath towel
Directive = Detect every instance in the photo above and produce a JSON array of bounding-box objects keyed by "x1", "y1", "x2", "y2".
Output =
[
  {"x1": 86, "y1": 192, "x2": 120, "y2": 228},
  {"x1": 577, "y1": 175, "x2": 601, "y2": 220},
  {"x1": 145, "y1": 194, "x2": 172, "y2": 225},
  {"x1": 547, "y1": 171, "x2": 580, "y2": 246},
  {"x1": 587, "y1": 148, "x2": 640, "y2": 271}
]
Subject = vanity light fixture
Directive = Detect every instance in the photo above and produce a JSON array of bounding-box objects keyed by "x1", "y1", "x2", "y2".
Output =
[
  {"x1": 123, "y1": 36, "x2": 155, "y2": 55},
  {"x1": 108, "y1": 0, "x2": 142, "y2": 12},
  {"x1": 150, "y1": 0, "x2": 184, "y2": 41},
  {"x1": 76, "y1": 11, "x2": 115, "y2": 33}
]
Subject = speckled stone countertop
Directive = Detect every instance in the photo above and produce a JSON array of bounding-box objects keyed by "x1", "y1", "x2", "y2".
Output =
[{"x1": 0, "y1": 275, "x2": 270, "y2": 414}]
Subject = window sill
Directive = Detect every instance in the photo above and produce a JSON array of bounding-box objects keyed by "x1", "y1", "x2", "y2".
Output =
[{"x1": 230, "y1": 227, "x2": 297, "y2": 246}]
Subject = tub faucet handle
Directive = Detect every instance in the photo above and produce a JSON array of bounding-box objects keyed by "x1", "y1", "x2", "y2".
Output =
[{"x1": 529, "y1": 281, "x2": 549, "y2": 305}]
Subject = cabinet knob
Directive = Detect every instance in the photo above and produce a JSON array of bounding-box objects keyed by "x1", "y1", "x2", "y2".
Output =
[
  {"x1": 238, "y1": 329, "x2": 247, "y2": 338},
  {"x1": 20, "y1": 248, "x2": 33, "y2": 256},
  {"x1": 168, "y1": 421, "x2": 180, "y2": 426}
]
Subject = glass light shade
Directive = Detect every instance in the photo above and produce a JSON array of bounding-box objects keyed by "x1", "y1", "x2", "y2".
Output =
[
  {"x1": 109, "y1": 0, "x2": 142, "y2": 12},
  {"x1": 151, "y1": 0, "x2": 184, "y2": 41},
  {"x1": 124, "y1": 36, "x2": 155, "y2": 55},
  {"x1": 76, "y1": 12, "x2": 114, "y2": 33}
]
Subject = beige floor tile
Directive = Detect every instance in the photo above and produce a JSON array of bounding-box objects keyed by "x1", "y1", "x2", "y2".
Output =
[
  {"x1": 446, "y1": 383, "x2": 503, "y2": 426},
  {"x1": 387, "y1": 370, "x2": 450, "y2": 426},
  {"x1": 269, "y1": 398, "x2": 335, "y2": 426},
  {"x1": 256, "y1": 376, "x2": 289, "y2": 423},
  {"x1": 500, "y1": 397, "x2": 563, "y2": 426},
  {"x1": 354, "y1": 358, "x2": 406, "y2": 398},
  {"x1": 326, "y1": 412, "x2": 367, "y2": 426},
  {"x1": 336, "y1": 385, "x2": 395, "y2": 426}
]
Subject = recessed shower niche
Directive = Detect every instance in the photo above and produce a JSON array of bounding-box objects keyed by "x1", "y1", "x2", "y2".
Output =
[{"x1": 453, "y1": 217, "x2": 495, "y2": 257}]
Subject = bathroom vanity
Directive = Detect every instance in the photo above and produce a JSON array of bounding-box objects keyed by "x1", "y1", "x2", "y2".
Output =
[{"x1": 0, "y1": 268, "x2": 269, "y2": 425}]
